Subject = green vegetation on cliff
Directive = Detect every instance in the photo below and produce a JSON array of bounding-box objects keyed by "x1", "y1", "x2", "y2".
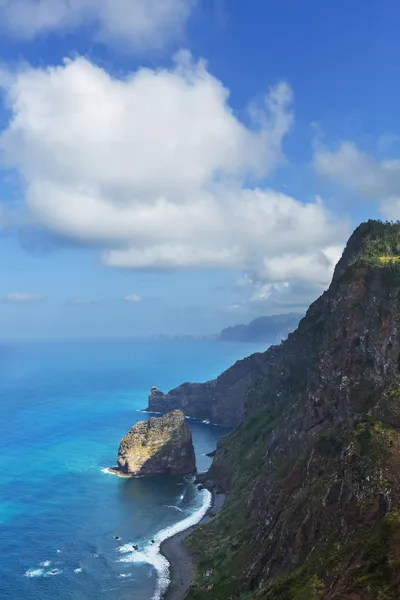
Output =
[
  {"x1": 350, "y1": 220, "x2": 400, "y2": 269},
  {"x1": 184, "y1": 221, "x2": 400, "y2": 600}
]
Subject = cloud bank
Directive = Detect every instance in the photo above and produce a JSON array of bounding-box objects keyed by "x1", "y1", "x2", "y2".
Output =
[
  {"x1": 0, "y1": 52, "x2": 349, "y2": 310},
  {"x1": 314, "y1": 140, "x2": 400, "y2": 221},
  {"x1": 0, "y1": 0, "x2": 195, "y2": 51}
]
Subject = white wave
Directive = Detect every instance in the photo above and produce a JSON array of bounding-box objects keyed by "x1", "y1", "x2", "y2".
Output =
[
  {"x1": 24, "y1": 568, "x2": 44, "y2": 578},
  {"x1": 118, "y1": 572, "x2": 132, "y2": 578},
  {"x1": 56, "y1": 549, "x2": 62, "y2": 554},
  {"x1": 202, "y1": 419, "x2": 211, "y2": 424},
  {"x1": 74, "y1": 568, "x2": 83, "y2": 574},
  {"x1": 101, "y1": 467, "x2": 120, "y2": 476},
  {"x1": 118, "y1": 488, "x2": 211, "y2": 600},
  {"x1": 40, "y1": 560, "x2": 51, "y2": 567},
  {"x1": 166, "y1": 505, "x2": 184, "y2": 513}
]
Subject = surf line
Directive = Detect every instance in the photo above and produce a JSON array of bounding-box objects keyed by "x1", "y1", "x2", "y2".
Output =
[{"x1": 117, "y1": 487, "x2": 212, "y2": 600}]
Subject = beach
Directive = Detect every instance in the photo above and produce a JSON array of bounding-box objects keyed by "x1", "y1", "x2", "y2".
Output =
[{"x1": 162, "y1": 492, "x2": 226, "y2": 600}]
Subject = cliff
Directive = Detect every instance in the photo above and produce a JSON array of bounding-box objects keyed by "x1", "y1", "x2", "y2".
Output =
[
  {"x1": 219, "y1": 313, "x2": 303, "y2": 343},
  {"x1": 146, "y1": 351, "x2": 278, "y2": 427},
  {"x1": 115, "y1": 410, "x2": 196, "y2": 476},
  {"x1": 183, "y1": 220, "x2": 400, "y2": 599}
]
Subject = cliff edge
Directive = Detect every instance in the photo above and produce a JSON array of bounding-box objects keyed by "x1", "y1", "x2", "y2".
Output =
[
  {"x1": 146, "y1": 350, "x2": 278, "y2": 427},
  {"x1": 115, "y1": 410, "x2": 196, "y2": 477},
  {"x1": 182, "y1": 220, "x2": 400, "y2": 600}
]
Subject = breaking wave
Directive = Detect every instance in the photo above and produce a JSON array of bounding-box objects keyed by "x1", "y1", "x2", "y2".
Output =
[{"x1": 118, "y1": 487, "x2": 211, "y2": 600}]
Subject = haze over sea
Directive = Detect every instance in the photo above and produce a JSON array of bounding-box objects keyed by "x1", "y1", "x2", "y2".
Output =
[{"x1": 0, "y1": 339, "x2": 267, "y2": 600}]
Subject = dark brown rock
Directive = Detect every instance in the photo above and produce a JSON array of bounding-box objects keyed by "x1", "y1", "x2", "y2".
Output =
[
  {"x1": 146, "y1": 352, "x2": 280, "y2": 427},
  {"x1": 185, "y1": 221, "x2": 400, "y2": 600}
]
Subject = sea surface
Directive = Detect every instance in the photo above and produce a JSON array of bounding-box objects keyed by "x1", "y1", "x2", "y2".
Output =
[{"x1": 0, "y1": 339, "x2": 268, "y2": 600}]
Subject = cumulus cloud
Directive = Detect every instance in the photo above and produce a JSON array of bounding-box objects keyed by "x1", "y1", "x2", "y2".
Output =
[
  {"x1": 0, "y1": 0, "x2": 195, "y2": 51},
  {"x1": 314, "y1": 141, "x2": 400, "y2": 199},
  {"x1": 0, "y1": 52, "x2": 348, "y2": 311},
  {"x1": 225, "y1": 244, "x2": 344, "y2": 316},
  {"x1": 124, "y1": 294, "x2": 142, "y2": 303},
  {"x1": 4, "y1": 292, "x2": 42, "y2": 303},
  {"x1": 314, "y1": 139, "x2": 400, "y2": 223}
]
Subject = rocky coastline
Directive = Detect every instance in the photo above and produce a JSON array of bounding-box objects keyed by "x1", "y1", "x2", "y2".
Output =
[
  {"x1": 161, "y1": 488, "x2": 226, "y2": 600},
  {"x1": 150, "y1": 221, "x2": 400, "y2": 599}
]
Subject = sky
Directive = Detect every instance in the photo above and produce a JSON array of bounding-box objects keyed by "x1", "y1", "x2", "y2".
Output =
[{"x1": 0, "y1": 0, "x2": 399, "y2": 339}]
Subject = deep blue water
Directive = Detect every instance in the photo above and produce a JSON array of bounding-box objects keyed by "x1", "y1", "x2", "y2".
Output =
[{"x1": 0, "y1": 339, "x2": 268, "y2": 600}]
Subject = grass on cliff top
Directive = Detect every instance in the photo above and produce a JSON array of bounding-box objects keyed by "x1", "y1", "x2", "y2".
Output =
[{"x1": 350, "y1": 220, "x2": 400, "y2": 269}]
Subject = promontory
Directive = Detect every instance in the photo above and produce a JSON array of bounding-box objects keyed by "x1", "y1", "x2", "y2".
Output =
[{"x1": 112, "y1": 409, "x2": 196, "y2": 477}]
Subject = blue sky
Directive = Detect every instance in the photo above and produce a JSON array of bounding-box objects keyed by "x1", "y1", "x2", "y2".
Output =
[{"x1": 0, "y1": 0, "x2": 398, "y2": 339}]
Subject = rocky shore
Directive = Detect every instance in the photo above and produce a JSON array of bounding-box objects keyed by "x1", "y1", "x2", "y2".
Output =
[{"x1": 161, "y1": 492, "x2": 226, "y2": 600}]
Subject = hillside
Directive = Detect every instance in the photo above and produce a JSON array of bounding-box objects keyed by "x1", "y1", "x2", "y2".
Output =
[
  {"x1": 180, "y1": 220, "x2": 400, "y2": 599},
  {"x1": 219, "y1": 313, "x2": 303, "y2": 343}
]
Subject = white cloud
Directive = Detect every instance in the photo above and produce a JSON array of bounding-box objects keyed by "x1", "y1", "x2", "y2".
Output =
[
  {"x1": 4, "y1": 292, "x2": 42, "y2": 303},
  {"x1": 314, "y1": 141, "x2": 400, "y2": 197},
  {"x1": 0, "y1": 0, "x2": 195, "y2": 51},
  {"x1": 0, "y1": 53, "x2": 348, "y2": 312},
  {"x1": 124, "y1": 294, "x2": 142, "y2": 303},
  {"x1": 314, "y1": 140, "x2": 400, "y2": 220}
]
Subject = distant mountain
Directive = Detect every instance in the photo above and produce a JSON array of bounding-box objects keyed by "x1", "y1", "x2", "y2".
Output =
[{"x1": 218, "y1": 313, "x2": 303, "y2": 343}]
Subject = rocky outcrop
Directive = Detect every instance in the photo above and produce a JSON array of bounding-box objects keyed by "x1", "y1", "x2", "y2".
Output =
[
  {"x1": 146, "y1": 352, "x2": 279, "y2": 427},
  {"x1": 115, "y1": 410, "x2": 196, "y2": 476},
  {"x1": 184, "y1": 221, "x2": 400, "y2": 600}
]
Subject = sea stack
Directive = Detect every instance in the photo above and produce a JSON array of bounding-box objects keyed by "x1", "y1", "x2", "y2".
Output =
[{"x1": 115, "y1": 410, "x2": 196, "y2": 476}]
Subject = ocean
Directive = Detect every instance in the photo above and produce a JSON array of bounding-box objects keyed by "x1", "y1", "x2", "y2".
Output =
[{"x1": 0, "y1": 339, "x2": 268, "y2": 600}]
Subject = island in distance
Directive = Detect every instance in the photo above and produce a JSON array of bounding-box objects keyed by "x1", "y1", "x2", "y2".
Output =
[
  {"x1": 218, "y1": 312, "x2": 303, "y2": 343},
  {"x1": 149, "y1": 312, "x2": 303, "y2": 344},
  {"x1": 109, "y1": 410, "x2": 196, "y2": 477}
]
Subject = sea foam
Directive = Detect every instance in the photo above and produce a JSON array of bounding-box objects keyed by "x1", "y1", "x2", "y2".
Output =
[
  {"x1": 118, "y1": 487, "x2": 212, "y2": 600},
  {"x1": 24, "y1": 568, "x2": 44, "y2": 578}
]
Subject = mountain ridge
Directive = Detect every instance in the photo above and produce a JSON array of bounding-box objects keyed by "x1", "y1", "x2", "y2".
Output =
[
  {"x1": 219, "y1": 313, "x2": 303, "y2": 343},
  {"x1": 176, "y1": 219, "x2": 400, "y2": 599}
]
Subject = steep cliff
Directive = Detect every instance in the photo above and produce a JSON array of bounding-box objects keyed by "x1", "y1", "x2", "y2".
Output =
[
  {"x1": 115, "y1": 410, "x2": 196, "y2": 476},
  {"x1": 146, "y1": 351, "x2": 277, "y2": 427},
  {"x1": 185, "y1": 220, "x2": 400, "y2": 600}
]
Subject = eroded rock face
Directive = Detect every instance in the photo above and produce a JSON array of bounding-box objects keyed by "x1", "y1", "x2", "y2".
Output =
[
  {"x1": 117, "y1": 410, "x2": 196, "y2": 476},
  {"x1": 145, "y1": 352, "x2": 277, "y2": 427},
  {"x1": 185, "y1": 221, "x2": 400, "y2": 600}
]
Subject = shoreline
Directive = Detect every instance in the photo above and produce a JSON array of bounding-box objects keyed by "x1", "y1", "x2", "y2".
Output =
[{"x1": 161, "y1": 491, "x2": 226, "y2": 600}]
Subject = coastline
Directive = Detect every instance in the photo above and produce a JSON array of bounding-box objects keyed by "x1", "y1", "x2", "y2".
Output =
[{"x1": 161, "y1": 491, "x2": 226, "y2": 600}]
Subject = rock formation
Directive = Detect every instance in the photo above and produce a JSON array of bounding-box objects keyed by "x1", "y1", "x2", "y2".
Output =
[
  {"x1": 179, "y1": 220, "x2": 400, "y2": 599},
  {"x1": 115, "y1": 410, "x2": 196, "y2": 476},
  {"x1": 146, "y1": 351, "x2": 277, "y2": 427}
]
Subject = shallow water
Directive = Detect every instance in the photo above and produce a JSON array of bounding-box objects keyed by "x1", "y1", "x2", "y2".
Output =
[{"x1": 0, "y1": 339, "x2": 267, "y2": 600}]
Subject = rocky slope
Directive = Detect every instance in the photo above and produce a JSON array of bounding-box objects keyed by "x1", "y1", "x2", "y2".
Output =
[
  {"x1": 146, "y1": 351, "x2": 277, "y2": 427},
  {"x1": 114, "y1": 410, "x2": 196, "y2": 476},
  {"x1": 183, "y1": 220, "x2": 400, "y2": 600}
]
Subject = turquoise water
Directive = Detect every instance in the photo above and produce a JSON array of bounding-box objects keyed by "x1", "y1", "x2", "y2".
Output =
[{"x1": 0, "y1": 339, "x2": 267, "y2": 600}]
